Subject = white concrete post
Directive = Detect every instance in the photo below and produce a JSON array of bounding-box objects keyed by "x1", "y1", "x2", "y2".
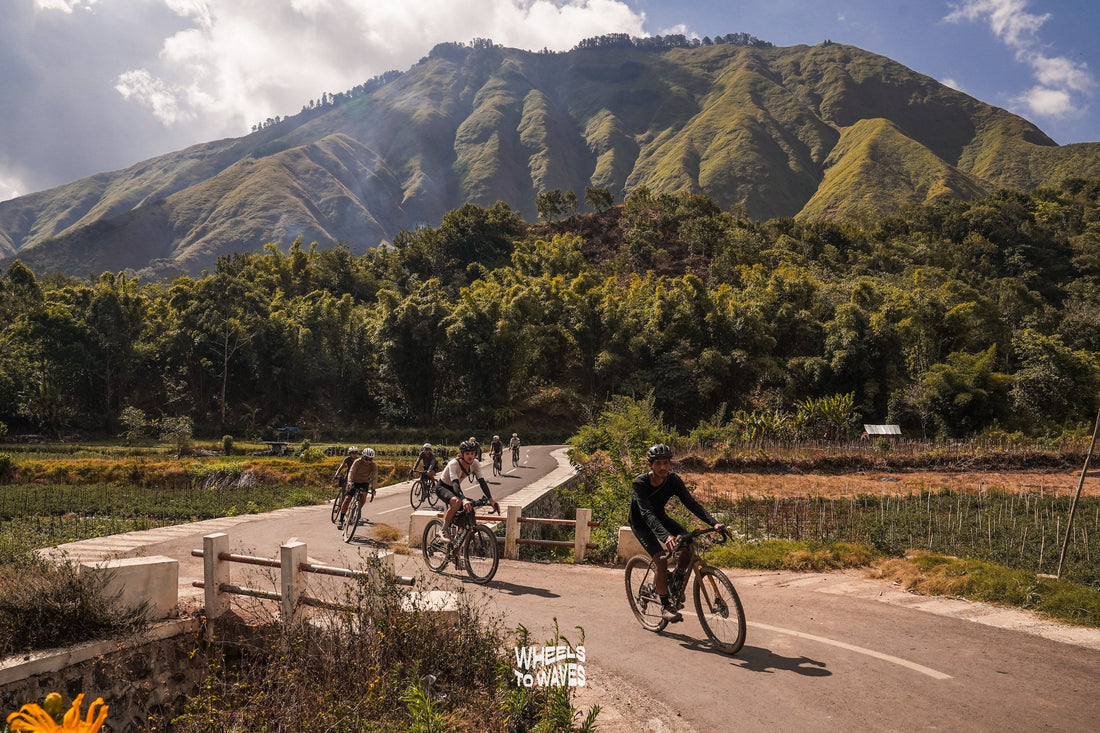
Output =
[
  {"x1": 574, "y1": 508, "x2": 592, "y2": 563},
  {"x1": 505, "y1": 504, "x2": 522, "y2": 560},
  {"x1": 203, "y1": 533, "x2": 230, "y2": 631},
  {"x1": 280, "y1": 541, "x2": 307, "y2": 624}
]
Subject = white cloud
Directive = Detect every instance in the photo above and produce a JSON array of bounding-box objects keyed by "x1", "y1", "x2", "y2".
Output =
[
  {"x1": 114, "y1": 0, "x2": 647, "y2": 135},
  {"x1": 945, "y1": 0, "x2": 1095, "y2": 121},
  {"x1": 0, "y1": 172, "x2": 25, "y2": 202},
  {"x1": 941, "y1": 77, "x2": 962, "y2": 91}
]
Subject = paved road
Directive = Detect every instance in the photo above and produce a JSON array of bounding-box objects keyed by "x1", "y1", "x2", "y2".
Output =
[{"x1": 53, "y1": 445, "x2": 1100, "y2": 732}]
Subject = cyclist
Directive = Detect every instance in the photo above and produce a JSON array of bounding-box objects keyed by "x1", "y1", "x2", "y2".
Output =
[
  {"x1": 337, "y1": 447, "x2": 378, "y2": 529},
  {"x1": 468, "y1": 436, "x2": 483, "y2": 462},
  {"x1": 412, "y1": 443, "x2": 440, "y2": 479},
  {"x1": 489, "y1": 435, "x2": 504, "y2": 466},
  {"x1": 508, "y1": 432, "x2": 521, "y2": 461},
  {"x1": 332, "y1": 446, "x2": 359, "y2": 486},
  {"x1": 630, "y1": 443, "x2": 727, "y2": 622},
  {"x1": 436, "y1": 440, "x2": 499, "y2": 541}
]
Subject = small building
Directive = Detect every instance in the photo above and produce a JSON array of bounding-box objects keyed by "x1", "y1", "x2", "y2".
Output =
[{"x1": 863, "y1": 424, "x2": 902, "y2": 438}]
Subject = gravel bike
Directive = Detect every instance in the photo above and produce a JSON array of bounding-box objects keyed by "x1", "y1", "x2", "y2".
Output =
[
  {"x1": 409, "y1": 470, "x2": 440, "y2": 509},
  {"x1": 511, "y1": 444, "x2": 520, "y2": 468},
  {"x1": 341, "y1": 483, "x2": 375, "y2": 543},
  {"x1": 421, "y1": 496, "x2": 501, "y2": 583},
  {"x1": 624, "y1": 527, "x2": 746, "y2": 654},
  {"x1": 491, "y1": 450, "x2": 503, "y2": 476}
]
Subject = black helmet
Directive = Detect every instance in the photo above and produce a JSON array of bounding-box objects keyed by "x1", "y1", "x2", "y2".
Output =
[
  {"x1": 459, "y1": 440, "x2": 478, "y2": 453},
  {"x1": 646, "y1": 443, "x2": 673, "y2": 462}
]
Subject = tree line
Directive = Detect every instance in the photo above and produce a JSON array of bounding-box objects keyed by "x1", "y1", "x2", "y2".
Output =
[{"x1": 1, "y1": 178, "x2": 1099, "y2": 440}]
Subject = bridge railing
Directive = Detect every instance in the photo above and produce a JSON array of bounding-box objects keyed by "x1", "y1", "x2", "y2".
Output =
[{"x1": 191, "y1": 532, "x2": 415, "y2": 638}]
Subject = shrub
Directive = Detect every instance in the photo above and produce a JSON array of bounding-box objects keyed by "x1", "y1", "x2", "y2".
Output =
[
  {"x1": 0, "y1": 556, "x2": 150, "y2": 656},
  {"x1": 0, "y1": 453, "x2": 14, "y2": 482},
  {"x1": 222, "y1": 434, "x2": 234, "y2": 455}
]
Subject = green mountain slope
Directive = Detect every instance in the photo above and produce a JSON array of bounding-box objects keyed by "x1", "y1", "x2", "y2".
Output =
[{"x1": 3, "y1": 38, "x2": 1099, "y2": 277}]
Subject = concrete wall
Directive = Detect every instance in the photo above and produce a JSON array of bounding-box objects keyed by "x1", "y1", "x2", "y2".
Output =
[{"x1": 0, "y1": 619, "x2": 205, "y2": 731}]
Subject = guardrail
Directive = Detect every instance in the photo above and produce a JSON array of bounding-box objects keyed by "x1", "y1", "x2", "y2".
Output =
[
  {"x1": 191, "y1": 532, "x2": 414, "y2": 638},
  {"x1": 411, "y1": 507, "x2": 597, "y2": 561}
]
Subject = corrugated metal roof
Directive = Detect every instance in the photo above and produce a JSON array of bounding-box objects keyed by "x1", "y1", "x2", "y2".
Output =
[{"x1": 863, "y1": 424, "x2": 902, "y2": 435}]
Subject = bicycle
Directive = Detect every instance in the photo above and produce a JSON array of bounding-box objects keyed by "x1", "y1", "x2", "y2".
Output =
[
  {"x1": 409, "y1": 470, "x2": 440, "y2": 510},
  {"x1": 624, "y1": 527, "x2": 746, "y2": 655},
  {"x1": 511, "y1": 445, "x2": 520, "y2": 468},
  {"x1": 491, "y1": 451, "x2": 503, "y2": 476},
  {"x1": 341, "y1": 483, "x2": 375, "y2": 543},
  {"x1": 421, "y1": 496, "x2": 501, "y2": 584}
]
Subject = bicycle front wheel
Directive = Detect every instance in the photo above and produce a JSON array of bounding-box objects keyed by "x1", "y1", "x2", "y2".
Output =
[
  {"x1": 421, "y1": 519, "x2": 450, "y2": 572},
  {"x1": 425, "y1": 480, "x2": 440, "y2": 509},
  {"x1": 511, "y1": 450, "x2": 519, "y2": 468},
  {"x1": 493, "y1": 457, "x2": 501, "y2": 476},
  {"x1": 330, "y1": 485, "x2": 347, "y2": 524},
  {"x1": 463, "y1": 525, "x2": 499, "y2": 583},
  {"x1": 693, "y1": 567, "x2": 746, "y2": 654},
  {"x1": 624, "y1": 555, "x2": 669, "y2": 632},
  {"x1": 342, "y1": 498, "x2": 362, "y2": 543},
  {"x1": 410, "y1": 480, "x2": 424, "y2": 509}
]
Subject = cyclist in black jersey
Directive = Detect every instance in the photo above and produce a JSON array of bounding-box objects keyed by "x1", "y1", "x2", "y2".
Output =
[{"x1": 629, "y1": 443, "x2": 727, "y2": 622}]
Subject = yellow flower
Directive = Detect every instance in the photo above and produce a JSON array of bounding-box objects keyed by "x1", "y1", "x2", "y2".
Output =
[{"x1": 6, "y1": 693, "x2": 108, "y2": 732}]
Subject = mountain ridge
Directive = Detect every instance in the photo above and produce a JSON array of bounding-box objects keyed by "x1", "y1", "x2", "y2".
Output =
[{"x1": 3, "y1": 38, "x2": 1100, "y2": 277}]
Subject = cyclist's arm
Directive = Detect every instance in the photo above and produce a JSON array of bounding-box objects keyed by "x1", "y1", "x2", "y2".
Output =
[
  {"x1": 631, "y1": 488, "x2": 673, "y2": 544},
  {"x1": 672, "y1": 474, "x2": 718, "y2": 527}
]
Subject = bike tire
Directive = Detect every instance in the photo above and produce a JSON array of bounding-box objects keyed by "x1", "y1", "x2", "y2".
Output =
[
  {"x1": 421, "y1": 519, "x2": 450, "y2": 572},
  {"x1": 425, "y1": 480, "x2": 440, "y2": 509},
  {"x1": 624, "y1": 555, "x2": 669, "y2": 632},
  {"x1": 330, "y1": 485, "x2": 347, "y2": 524},
  {"x1": 693, "y1": 566, "x2": 747, "y2": 655},
  {"x1": 492, "y1": 457, "x2": 501, "y2": 476},
  {"x1": 511, "y1": 450, "x2": 519, "y2": 468},
  {"x1": 342, "y1": 497, "x2": 362, "y2": 543},
  {"x1": 463, "y1": 525, "x2": 500, "y2": 584},
  {"x1": 410, "y1": 481, "x2": 424, "y2": 509}
]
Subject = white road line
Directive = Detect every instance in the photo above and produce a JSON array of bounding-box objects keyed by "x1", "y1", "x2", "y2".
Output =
[
  {"x1": 748, "y1": 621, "x2": 953, "y2": 680},
  {"x1": 377, "y1": 506, "x2": 408, "y2": 515}
]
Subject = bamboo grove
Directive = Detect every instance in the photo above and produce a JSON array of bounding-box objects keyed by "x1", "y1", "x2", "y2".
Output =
[{"x1": 1, "y1": 177, "x2": 1100, "y2": 439}]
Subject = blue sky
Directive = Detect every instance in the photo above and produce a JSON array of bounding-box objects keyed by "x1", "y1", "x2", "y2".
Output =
[{"x1": 2, "y1": 0, "x2": 1097, "y2": 201}]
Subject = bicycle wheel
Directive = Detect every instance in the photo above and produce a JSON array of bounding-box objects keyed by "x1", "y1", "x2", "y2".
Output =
[
  {"x1": 493, "y1": 456, "x2": 501, "y2": 476},
  {"x1": 410, "y1": 480, "x2": 424, "y2": 509},
  {"x1": 330, "y1": 485, "x2": 347, "y2": 523},
  {"x1": 342, "y1": 497, "x2": 362, "y2": 543},
  {"x1": 421, "y1": 519, "x2": 450, "y2": 572},
  {"x1": 624, "y1": 555, "x2": 669, "y2": 632},
  {"x1": 511, "y1": 449, "x2": 519, "y2": 468},
  {"x1": 693, "y1": 567, "x2": 746, "y2": 655},
  {"x1": 463, "y1": 525, "x2": 499, "y2": 584},
  {"x1": 425, "y1": 480, "x2": 440, "y2": 509}
]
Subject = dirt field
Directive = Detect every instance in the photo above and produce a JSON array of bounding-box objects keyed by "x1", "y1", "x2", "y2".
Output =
[{"x1": 681, "y1": 468, "x2": 1098, "y2": 500}]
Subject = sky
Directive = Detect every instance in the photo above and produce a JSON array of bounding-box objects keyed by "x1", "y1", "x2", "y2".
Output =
[{"x1": 2, "y1": 0, "x2": 1098, "y2": 202}]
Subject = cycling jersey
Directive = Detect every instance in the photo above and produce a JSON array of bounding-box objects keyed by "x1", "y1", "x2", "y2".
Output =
[
  {"x1": 347, "y1": 457, "x2": 378, "y2": 490},
  {"x1": 629, "y1": 470, "x2": 717, "y2": 551},
  {"x1": 509, "y1": 437, "x2": 521, "y2": 449},
  {"x1": 413, "y1": 450, "x2": 440, "y2": 473},
  {"x1": 490, "y1": 440, "x2": 503, "y2": 456},
  {"x1": 437, "y1": 456, "x2": 492, "y2": 500}
]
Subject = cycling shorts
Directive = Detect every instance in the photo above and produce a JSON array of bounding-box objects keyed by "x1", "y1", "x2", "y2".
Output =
[
  {"x1": 436, "y1": 482, "x2": 463, "y2": 504},
  {"x1": 629, "y1": 511, "x2": 687, "y2": 558}
]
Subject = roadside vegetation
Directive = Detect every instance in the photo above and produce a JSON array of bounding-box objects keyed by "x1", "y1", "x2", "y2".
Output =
[{"x1": 565, "y1": 394, "x2": 1100, "y2": 628}]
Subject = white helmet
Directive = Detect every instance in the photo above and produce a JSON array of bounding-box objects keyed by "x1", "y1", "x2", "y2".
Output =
[
  {"x1": 362, "y1": 447, "x2": 375, "y2": 459},
  {"x1": 512, "y1": 433, "x2": 518, "y2": 438},
  {"x1": 347, "y1": 446, "x2": 359, "y2": 454},
  {"x1": 493, "y1": 435, "x2": 500, "y2": 440},
  {"x1": 423, "y1": 443, "x2": 432, "y2": 450}
]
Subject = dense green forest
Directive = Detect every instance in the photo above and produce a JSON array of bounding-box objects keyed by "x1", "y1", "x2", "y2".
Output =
[{"x1": 1, "y1": 177, "x2": 1099, "y2": 441}]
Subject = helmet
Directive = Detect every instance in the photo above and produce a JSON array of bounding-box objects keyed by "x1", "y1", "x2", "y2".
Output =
[
  {"x1": 493, "y1": 435, "x2": 500, "y2": 440},
  {"x1": 459, "y1": 440, "x2": 478, "y2": 453},
  {"x1": 512, "y1": 433, "x2": 518, "y2": 437},
  {"x1": 347, "y1": 446, "x2": 359, "y2": 454},
  {"x1": 469, "y1": 436, "x2": 477, "y2": 443},
  {"x1": 423, "y1": 443, "x2": 432, "y2": 450},
  {"x1": 362, "y1": 447, "x2": 376, "y2": 459},
  {"x1": 646, "y1": 443, "x2": 673, "y2": 462}
]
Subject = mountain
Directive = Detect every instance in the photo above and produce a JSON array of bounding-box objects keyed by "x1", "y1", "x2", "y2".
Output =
[{"x1": 3, "y1": 37, "x2": 1100, "y2": 278}]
